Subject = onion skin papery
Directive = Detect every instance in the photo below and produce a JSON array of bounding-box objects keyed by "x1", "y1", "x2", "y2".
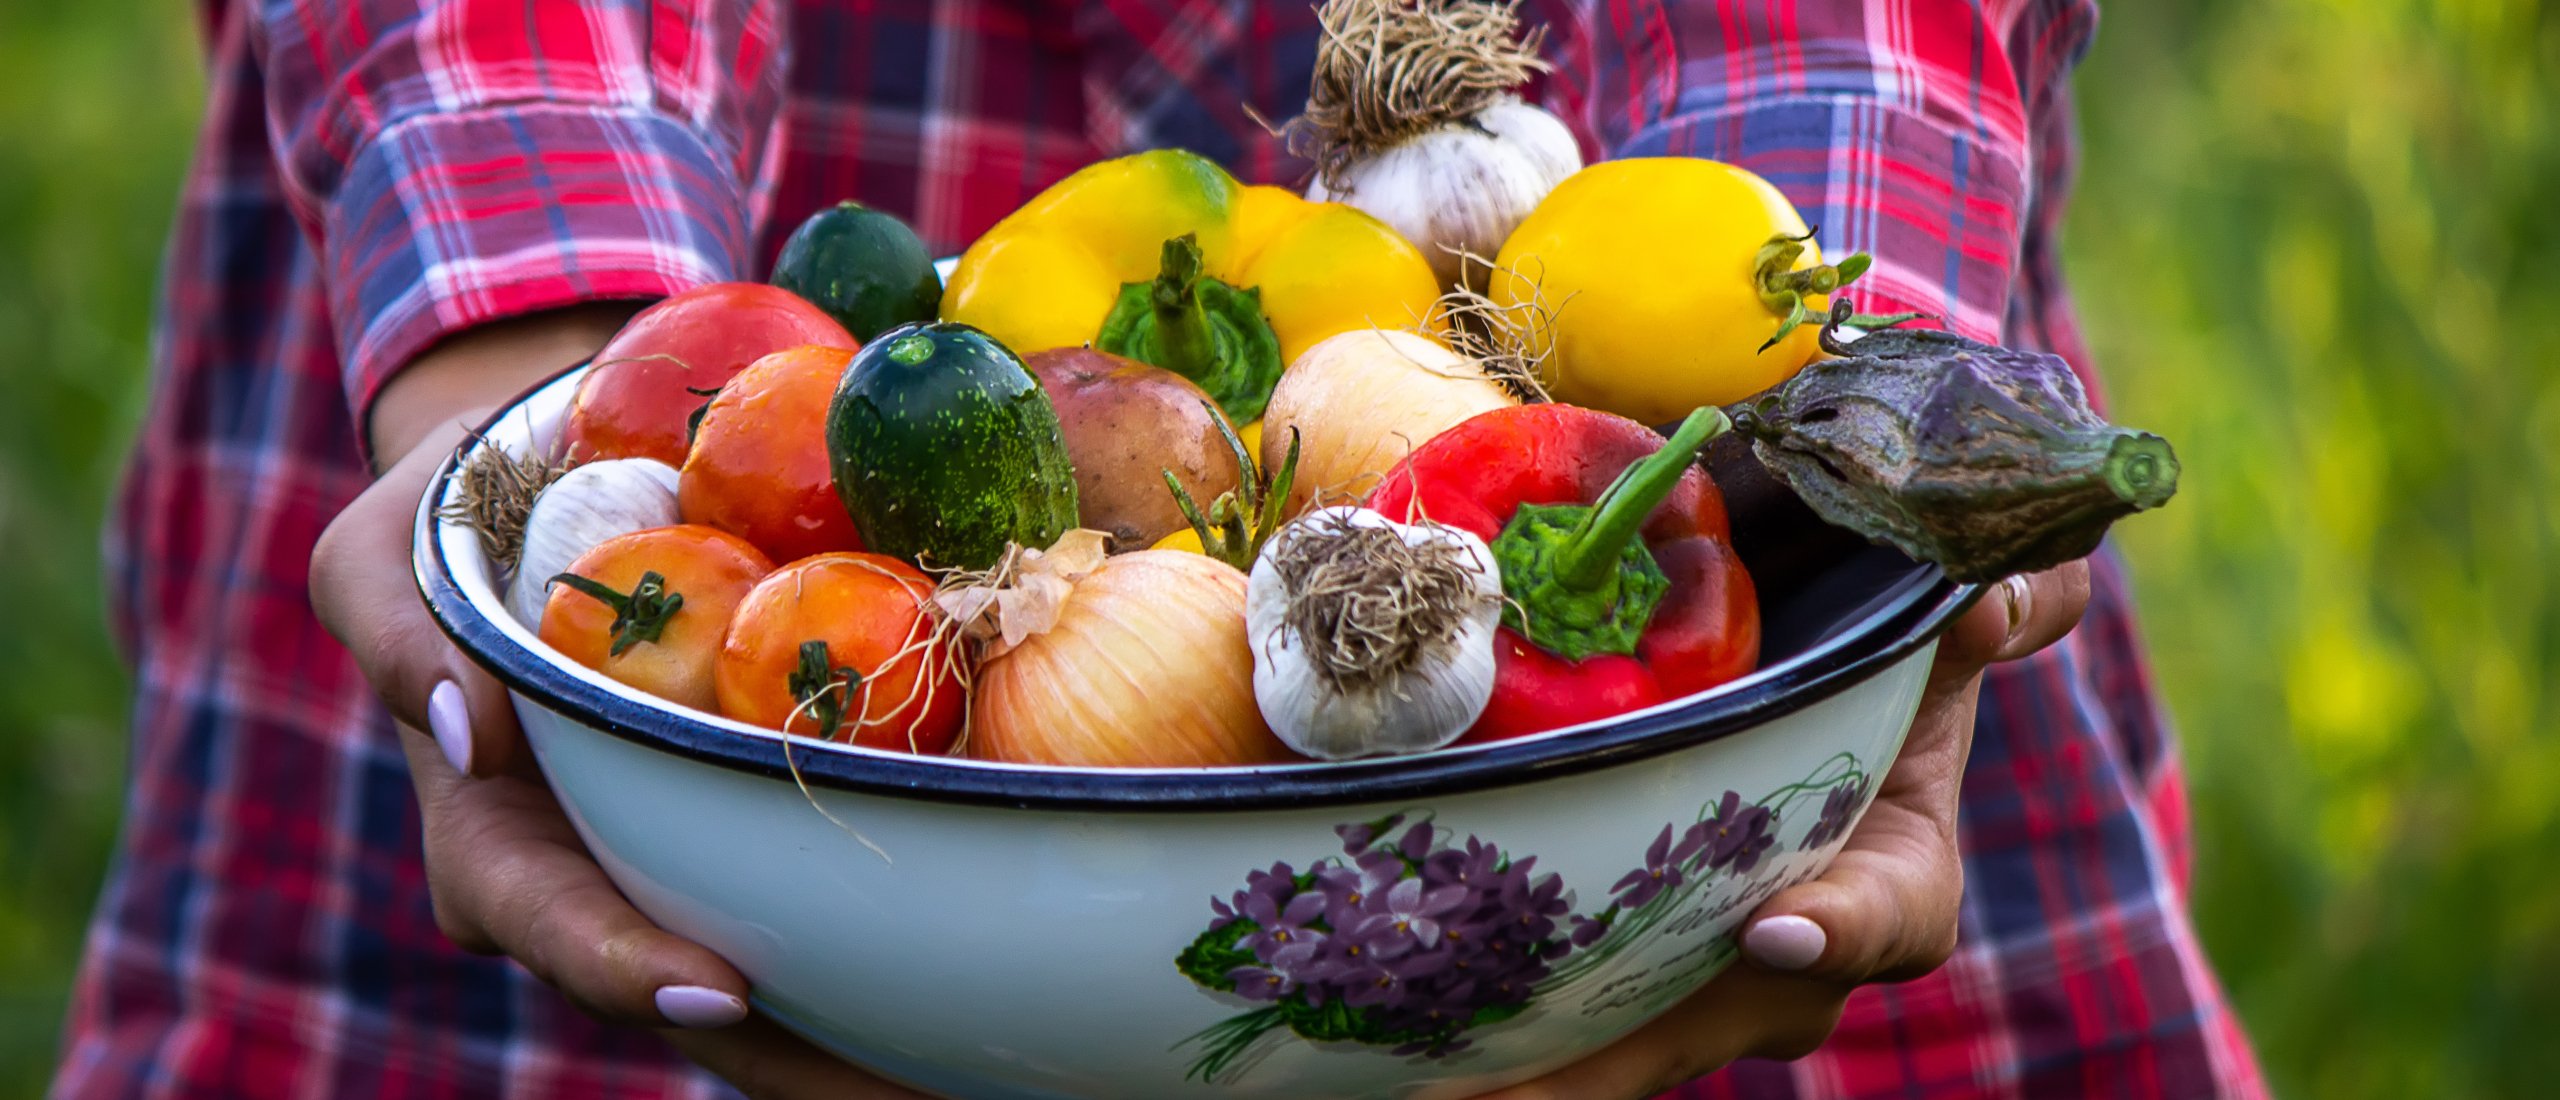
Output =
[
  {"x1": 967, "y1": 550, "x2": 1297, "y2": 768},
  {"x1": 1260, "y1": 328, "x2": 1515, "y2": 516}
]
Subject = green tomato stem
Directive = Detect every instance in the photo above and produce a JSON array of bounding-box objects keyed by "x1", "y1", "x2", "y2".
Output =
[{"x1": 546, "y1": 570, "x2": 685, "y2": 657}]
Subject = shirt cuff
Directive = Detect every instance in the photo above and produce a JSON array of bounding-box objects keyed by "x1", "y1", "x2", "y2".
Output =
[{"x1": 325, "y1": 104, "x2": 757, "y2": 461}]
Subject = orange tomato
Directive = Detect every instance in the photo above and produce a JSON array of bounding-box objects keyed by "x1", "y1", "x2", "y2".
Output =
[
  {"x1": 715, "y1": 553, "x2": 964, "y2": 755},
  {"x1": 679, "y1": 344, "x2": 865, "y2": 562},
  {"x1": 537, "y1": 525, "x2": 775, "y2": 711}
]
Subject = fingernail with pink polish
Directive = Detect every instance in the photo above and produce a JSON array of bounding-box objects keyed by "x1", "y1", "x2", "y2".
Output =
[
  {"x1": 427, "y1": 680, "x2": 472, "y2": 776},
  {"x1": 1744, "y1": 915, "x2": 1827, "y2": 971},
  {"x1": 656, "y1": 985, "x2": 748, "y2": 1029}
]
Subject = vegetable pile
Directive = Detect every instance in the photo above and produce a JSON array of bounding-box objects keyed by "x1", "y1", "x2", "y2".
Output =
[{"x1": 452, "y1": 0, "x2": 2182, "y2": 768}]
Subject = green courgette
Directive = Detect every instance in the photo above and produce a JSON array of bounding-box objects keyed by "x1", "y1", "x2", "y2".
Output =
[
  {"x1": 827, "y1": 322, "x2": 1080, "y2": 570},
  {"x1": 770, "y1": 201, "x2": 943, "y2": 342}
]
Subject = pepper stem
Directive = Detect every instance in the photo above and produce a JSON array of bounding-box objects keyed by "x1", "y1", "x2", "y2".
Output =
[
  {"x1": 1147, "y1": 235, "x2": 1223, "y2": 380},
  {"x1": 546, "y1": 570, "x2": 685, "y2": 657},
  {"x1": 1555, "y1": 407, "x2": 1731, "y2": 589},
  {"x1": 1488, "y1": 407, "x2": 1731, "y2": 660},
  {"x1": 1096, "y1": 235, "x2": 1286, "y2": 422}
]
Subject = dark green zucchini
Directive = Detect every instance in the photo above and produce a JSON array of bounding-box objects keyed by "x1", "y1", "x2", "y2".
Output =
[
  {"x1": 770, "y1": 201, "x2": 943, "y2": 342},
  {"x1": 827, "y1": 322, "x2": 1080, "y2": 570}
]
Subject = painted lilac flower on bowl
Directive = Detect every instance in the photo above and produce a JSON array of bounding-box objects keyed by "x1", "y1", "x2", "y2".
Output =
[{"x1": 1174, "y1": 753, "x2": 1880, "y2": 1084}]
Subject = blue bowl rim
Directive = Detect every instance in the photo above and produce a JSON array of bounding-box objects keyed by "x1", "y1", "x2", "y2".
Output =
[{"x1": 413, "y1": 361, "x2": 1983, "y2": 813}]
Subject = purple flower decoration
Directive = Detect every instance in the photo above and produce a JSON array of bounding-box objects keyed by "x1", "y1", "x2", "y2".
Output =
[
  {"x1": 1700, "y1": 792, "x2": 1778, "y2": 874},
  {"x1": 1354, "y1": 878, "x2": 1470, "y2": 954},
  {"x1": 1315, "y1": 855, "x2": 1404, "y2": 931},
  {"x1": 1569, "y1": 913, "x2": 1611, "y2": 947},
  {"x1": 1422, "y1": 836, "x2": 1503, "y2": 891},
  {"x1": 1610, "y1": 823, "x2": 1707, "y2": 909},
  {"x1": 1336, "y1": 813, "x2": 1406, "y2": 855},
  {"x1": 1396, "y1": 822, "x2": 1437, "y2": 863},
  {"x1": 1240, "y1": 889, "x2": 1329, "y2": 975},
  {"x1": 1799, "y1": 778, "x2": 1872, "y2": 851},
  {"x1": 1228, "y1": 965, "x2": 1297, "y2": 1002}
]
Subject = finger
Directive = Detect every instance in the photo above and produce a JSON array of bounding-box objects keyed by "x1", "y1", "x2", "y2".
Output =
[
  {"x1": 1931, "y1": 559, "x2": 2092, "y2": 677},
  {"x1": 662, "y1": 1015, "x2": 939, "y2": 1100},
  {"x1": 1737, "y1": 795, "x2": 1965, "y2": 984},
  {"x1": 414, "y1": 762, "x2": 754, "y2": 1029},
  {"x1": 310, "y1": 415, "x2": 531, "y2": 777},
  {"x1": 1738, "y1": 668, "x2": 1978, "y2": 985}
]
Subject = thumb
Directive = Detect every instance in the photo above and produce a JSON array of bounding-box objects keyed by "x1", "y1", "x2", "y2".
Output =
[
  {"x1": 1932, "y1": 561, "x2": 2092, "y2": 683},
  {"x1": 312, "y1": 415, "x2": 532, "y2": 778}
]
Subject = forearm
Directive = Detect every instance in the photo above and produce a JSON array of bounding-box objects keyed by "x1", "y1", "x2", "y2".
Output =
[
  {"x1": 365, "y1": 302, "x2": 642, "y2": 472},
  {"x1": 247, "y1": 0, "x2": 786, "y2": 467}
]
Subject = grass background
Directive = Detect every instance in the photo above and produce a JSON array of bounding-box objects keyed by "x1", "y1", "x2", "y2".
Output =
[{"x1": 0, "y1": 0, "x2": 2552, "y2": 1095}]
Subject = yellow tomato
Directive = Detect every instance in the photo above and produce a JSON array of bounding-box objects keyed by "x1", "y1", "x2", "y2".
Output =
[
  {"x1": 1492, "y1": 158, "x2": 1852, "y2": 423},
  {"x1": 1152, "y1": 526, "x2": 1206, "y2": 554}
]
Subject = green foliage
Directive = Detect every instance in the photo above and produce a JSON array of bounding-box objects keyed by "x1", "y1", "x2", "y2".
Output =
[
  {"x1": 3, "y1": 0, "x2": 2555, "y2": 1096},
  {"x1": 0, "y1": 0, "x2": 199, "y2": 1089},
  {"x1": 2071, "y1": 1, "x2": 2560, "y2": 1096},
  {"x1": 1175, "y1": 920, "x2": 1257, "y2": 992}
]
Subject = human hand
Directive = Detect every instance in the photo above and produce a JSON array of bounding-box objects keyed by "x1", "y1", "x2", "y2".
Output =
[
  {"x1": 1472, "y1": 563, "x2": 2093, "y2": 1099},
  {"x1": 310, "y1": 308, "x2": 927, "y2": 1099}
]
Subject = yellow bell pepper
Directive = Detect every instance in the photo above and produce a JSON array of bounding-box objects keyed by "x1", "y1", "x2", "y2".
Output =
[
  {"x1": 1491, "y1": 158, "x2": 1902, "y2": 424},
  {"x1": 941, "y1": 150, "x2": 1441, "y2": 425}
]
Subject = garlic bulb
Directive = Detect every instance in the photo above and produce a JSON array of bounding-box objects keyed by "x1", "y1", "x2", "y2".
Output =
[
  {"x1": 1246, "y1": 506, "x2": 1502, "y2": 760},
  {"x1": 505, "y1": 458, "x2": 682, "y2": 629},
  {"x1": 1285, "y1": 0, "x2": 1584, "y2": 289},
  {"x1": 1310, "y1": 96, "x2": 1581, "y2": 289}
]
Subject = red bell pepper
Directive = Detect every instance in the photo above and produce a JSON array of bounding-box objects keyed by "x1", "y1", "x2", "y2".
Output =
[{"x1": 1366, "y1": 404, "x2": 1760, "y2": 741}]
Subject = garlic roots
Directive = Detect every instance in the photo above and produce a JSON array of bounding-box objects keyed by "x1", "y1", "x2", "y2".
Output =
[
  {"x1": 1246, "y1": 506, "x2": 1502, "y2": 760},
  {"x1": 505, "y1": 458, "x2": 683, "y2": 629},
  {"x1": 1283, "y1": 0, "x2": 1583, "y2": 289}
]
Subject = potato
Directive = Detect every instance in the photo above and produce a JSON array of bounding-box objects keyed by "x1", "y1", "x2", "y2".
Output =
[{"x1": 1025, "y1": 348, "x2": 1246, "y2": 552}]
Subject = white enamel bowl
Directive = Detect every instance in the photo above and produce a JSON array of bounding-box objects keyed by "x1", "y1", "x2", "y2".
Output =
[{"x1": 414, "y1": 361, "x2": 1976, "y2": 1100}]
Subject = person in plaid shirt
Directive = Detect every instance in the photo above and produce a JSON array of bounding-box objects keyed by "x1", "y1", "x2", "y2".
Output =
[{"x1": 55, "y1": 0, "x2": 2269, "y2": 1096}]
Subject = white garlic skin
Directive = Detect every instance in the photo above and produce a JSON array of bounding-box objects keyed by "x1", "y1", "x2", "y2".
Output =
[
  {"x1": 1310, "y1": 96, "x2": 1584, "y2": 289},
  {"x1": 503, "y1": 457, "x2": 682, "y2": 629},
  {"x1": 1246, "y1": 507, "x2": 1503, "y2": 761}
]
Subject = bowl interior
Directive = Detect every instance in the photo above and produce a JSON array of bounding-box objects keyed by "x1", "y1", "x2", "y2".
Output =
[{"x1": 417, "y1": 362, "x2": 1975, "y2": 808}]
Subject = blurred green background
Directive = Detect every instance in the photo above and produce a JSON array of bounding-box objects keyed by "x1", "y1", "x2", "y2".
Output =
[{"x1": 0, "y1": 0, "x2": 2552, "y2": 1096}]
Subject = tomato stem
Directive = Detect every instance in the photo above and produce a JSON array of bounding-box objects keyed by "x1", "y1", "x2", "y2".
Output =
[
  {"x1": 787, "y1": 639, "x2": 863, "y2": 739},
  {"x1": 1753, "y1": 227, "x2": 1882, "y2": 352},
  {"x1": 546, "y1": 570, "x2": 685, "y2": 656}
]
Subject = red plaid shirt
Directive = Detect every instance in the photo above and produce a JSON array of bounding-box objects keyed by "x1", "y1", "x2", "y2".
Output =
[{"x1": 63, "y1": 1, "x2": 2267, "y2": 1097}]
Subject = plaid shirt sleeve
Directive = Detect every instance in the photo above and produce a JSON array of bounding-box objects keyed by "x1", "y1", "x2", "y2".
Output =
[{"x1": 244, "y1": 0, "x2": 789, "y2": 459}]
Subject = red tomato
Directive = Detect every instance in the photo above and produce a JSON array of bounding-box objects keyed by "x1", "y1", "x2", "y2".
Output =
[
  {"x1": 537, "y1": 525, "x2": 775, "y2": 712},
  {"x1": 715, "y1": 553, "x2": 964, "y2": 755},
  {"x1": 679, "y1": 344, "x2": 865, "y2": 562},
  {"x1": 559, "y1": 283, "x2": 854, "y2": 466}
]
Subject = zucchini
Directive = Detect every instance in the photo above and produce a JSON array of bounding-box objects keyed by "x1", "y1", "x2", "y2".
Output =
[
  {"x1": 770, "y1": 201, "x2": 943, "y2": 342},
  {"x1": 827, "y1": 322, "x2": 1080, "y2": 569}
]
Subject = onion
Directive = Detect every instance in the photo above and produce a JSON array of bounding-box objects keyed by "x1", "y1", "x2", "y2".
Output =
[
  {"x1": 968, "y1": 550, "x2": 1294, "y2": 768},
  {"x1": 1260, "y1": 328, "x2": 1515, "y2": 515}
]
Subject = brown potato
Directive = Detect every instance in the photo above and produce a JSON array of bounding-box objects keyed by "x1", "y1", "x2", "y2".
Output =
[{"x1": 1024, "y1": 348, "x2": 1245, "y2": 552}]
